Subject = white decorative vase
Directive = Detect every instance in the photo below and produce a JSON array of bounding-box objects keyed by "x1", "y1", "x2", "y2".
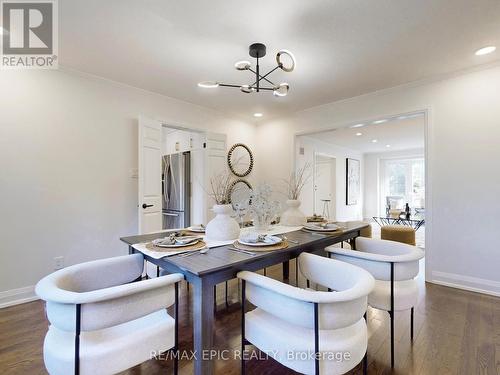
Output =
[
  {"x1": 281, "y1": 199, "x2": 307, "y2": 226},
  {"x1": 205, "y1": 204, "x2": 240, "y2": 241}
]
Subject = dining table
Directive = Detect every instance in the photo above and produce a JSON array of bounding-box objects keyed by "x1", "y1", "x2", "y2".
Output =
[{"x1": 120, "y1": 221, "x2": 369, "y2": 375}]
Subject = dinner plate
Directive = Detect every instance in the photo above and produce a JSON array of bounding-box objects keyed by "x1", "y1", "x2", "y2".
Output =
[
  {"x1": 303, "y1": 223, "x2": 340, "y2": 232},
  {"x1": 152, "y1": 237, "x2": 200, "y2": 248},
  {"x1": 187, "y1": 226, "x2": 205, "y2": 233},
  {"x1": 238, "y1": 235, "x2": 283, "y2": 247}
]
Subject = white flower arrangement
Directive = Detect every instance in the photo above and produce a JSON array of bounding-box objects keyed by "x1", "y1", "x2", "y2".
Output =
[{"x1": 237, "y1": 184, "x2": 281, "y2": 231}]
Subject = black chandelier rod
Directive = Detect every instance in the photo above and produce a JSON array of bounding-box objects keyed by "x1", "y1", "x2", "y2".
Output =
[
  {"x1": 257, "y1": 55, "x2": 260, "y2": 92},
  {"x1": 248, "y1": 65, "x2": 280, "y2": 88},
  {"x1": 218, "y1": 83, "x2": 244, "y2": 88},
  {"x1": 218, "y1": 83, "x2": 275, "y2": 91}
]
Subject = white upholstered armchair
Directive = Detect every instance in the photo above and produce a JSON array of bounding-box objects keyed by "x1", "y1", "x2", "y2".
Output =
[
  {"x1": 325, "y1": 237, "x2": 424, "y2": 368},
  {"x1": 35, "y1": 253, "x2": 184, "y2": 375},
  {"x1": 238, "y1": 252, "x2": 374, "y2": 375}
]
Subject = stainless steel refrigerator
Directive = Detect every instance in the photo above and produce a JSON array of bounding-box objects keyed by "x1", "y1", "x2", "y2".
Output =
[{"x1": 162, "y1": 152, "x2": 191, "y2": 229}]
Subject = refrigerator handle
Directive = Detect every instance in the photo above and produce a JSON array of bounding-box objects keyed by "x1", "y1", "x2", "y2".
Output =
[{"x1": 163, "y1": 155, "x2": 170, "y2": 206}]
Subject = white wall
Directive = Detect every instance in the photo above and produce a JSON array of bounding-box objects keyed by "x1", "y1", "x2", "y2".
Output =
[
  {"x1": 363, "y1": 148, "x2": 424, "y2": 218},
  {"x1": 0, "y1": 69, "x2": 257, "y2": 306},
  {"x1": 296, "y1": 136, "x2": 363, "y2": 221},
  {"x1": 256, "y1": 64, "x2": 500, "y2": 296},
  {"x1": 2, "y1": 63, "x2": 500, "y2": 305}
]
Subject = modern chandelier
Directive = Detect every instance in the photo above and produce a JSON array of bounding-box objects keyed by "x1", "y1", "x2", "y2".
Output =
[{"x1": 198, "y1": 43, "x2": 296, "y2": 97}]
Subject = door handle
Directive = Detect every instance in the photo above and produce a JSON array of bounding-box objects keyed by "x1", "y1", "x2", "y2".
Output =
[
  {"x1": 142, "y1": 203, "x2": 154, "y2": 209},
  {"x1": 162, "y1": 212, "x2": 179, "y2": 217}
]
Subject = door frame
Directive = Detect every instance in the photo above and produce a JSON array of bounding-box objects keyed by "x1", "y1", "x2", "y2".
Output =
[
  {"x1": 293, "y1": 108, "x2": 432, "y2": 282},
  {"x1": 138, "y1": 115, "x2": 228, "y2": 231}
]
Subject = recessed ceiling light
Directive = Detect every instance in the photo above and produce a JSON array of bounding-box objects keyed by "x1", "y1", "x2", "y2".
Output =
[
  {"x1": 475, "y1": 46, "x2": 496, "y2": 56},
  {"x1": 350, "y1": 123, "x2": 365, "y2": 128},
  {"x1": 371, "y1": 139, "x2": 378, "y2": 143},
  {"x1": 198, "y1": 81, "x2": 219, "y2": 88},
  {"x1": 356, "y1": 132, "x2": 363, "y2": 136},
  {"x1": 253, "y1": 113, "x2": 263, "y2": 118},
  {"x1": 386, "y1": 144, "x2": 391, "y2": 148},
  {"x1": 373, "y1": 119, "x2": 388, "y2": 124}
]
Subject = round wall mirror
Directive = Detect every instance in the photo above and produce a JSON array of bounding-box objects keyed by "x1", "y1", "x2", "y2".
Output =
[
  {"x1": 227, "y1": 143, "x2": 254, "y2": 177},
  {"x1": 227, "y1": 179, "x2": 252, "y2": 207}
]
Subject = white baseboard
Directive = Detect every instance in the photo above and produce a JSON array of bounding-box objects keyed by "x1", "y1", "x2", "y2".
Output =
[
  {"x1": 431, "y1": 271, "x2": 500, "y2": 297},
  {"x1": 0, "y1": 285, "x2": 39, "y2": 309}
]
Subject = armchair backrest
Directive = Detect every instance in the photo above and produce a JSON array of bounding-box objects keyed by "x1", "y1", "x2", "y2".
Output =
[
  {"x1": 56, "y1": 253, "x2": 144, "y2": 293},
  {"x1": 333, "y1": 237, "x2": 424, "y2": 281},
  {"x1": 36, "y1": 254, "x2": 182, "y2": 332},
  {"x1": 240, "y1": 253, "x2": 374, "y2": 330}
]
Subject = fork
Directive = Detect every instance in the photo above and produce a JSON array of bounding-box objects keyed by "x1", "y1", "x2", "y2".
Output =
[{"x1": 177, "y1": 247, "x2": 209, "y2": 258}]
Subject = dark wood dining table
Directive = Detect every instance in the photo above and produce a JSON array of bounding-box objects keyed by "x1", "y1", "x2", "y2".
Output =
[{"x1": 120, "y1": 221, "x2": 369, "y2": 375}]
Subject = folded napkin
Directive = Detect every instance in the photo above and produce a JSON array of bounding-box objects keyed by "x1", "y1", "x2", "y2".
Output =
[
  {"x1": 239, "y1": 233, "x2": 267, "y2": 243},
  {"x1": 153, "y1": 235, "x2": 201, "y2": 246}
]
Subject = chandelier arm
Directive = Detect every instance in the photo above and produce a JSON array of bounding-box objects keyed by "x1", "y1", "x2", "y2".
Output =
[
  {"x1": 252, "y1": 86, "x2": 274, "y2": 91},
  {"x1": 248, "y1": 66, "x2": 279, "y2": 87},
  {"x1": 218, "y1": 83, "x2": 246, "y2": 88}
]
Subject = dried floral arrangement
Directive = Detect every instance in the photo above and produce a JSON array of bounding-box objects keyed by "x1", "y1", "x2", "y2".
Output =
[
  {"x1": 237, "y1": 184, "x2": 281, "y2": 230},
  {"x1": 283, "y1": 163, "x2": 311, "y2": 200},
  {"x1": 208, "y1": 171, "x2": 233, "y2": 205}
]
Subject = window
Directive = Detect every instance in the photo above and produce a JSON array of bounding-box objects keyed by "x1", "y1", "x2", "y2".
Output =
[{"x1": 381, "y1": 158, "x2": 425, "y2": 214}]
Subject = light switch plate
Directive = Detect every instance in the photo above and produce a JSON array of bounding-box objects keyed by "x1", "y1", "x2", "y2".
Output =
[{"x1": 130, "y1": 168, "x2": 138, "y2": 178}]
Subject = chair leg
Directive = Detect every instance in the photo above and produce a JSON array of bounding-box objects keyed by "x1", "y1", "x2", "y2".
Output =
[
  {"x1": 314, "y1": 303, "x2": 320, "y2": 375},
  {"x1": 390, "y1": 310, "x2": 394, "y2": 368},
  {"x1": 174, "y1": 282, "x2": 179, "y2": 375},
  {"x1": 75, "y1": 304, "x2": 81, "y2": 375},
  {"x1": 173, "y1": 355, "x2": 178, "y2": 375},
  {"x1": 410, "y1": 307, "x2": 414, "y2": 341},
  {"x1": 390, "y1": 262, "x2": 395, "y2": 368},
  {"x1": 241, "y1": 280, "x2": 246, "y2": 375},
  {"x1": 363, "y1": 312, "x2": 368, "y2": 375}
]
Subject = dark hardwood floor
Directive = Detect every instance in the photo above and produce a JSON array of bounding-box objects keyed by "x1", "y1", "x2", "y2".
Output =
[{"x1": 0, "y1": 260, "x2": 499, "y2": 375}]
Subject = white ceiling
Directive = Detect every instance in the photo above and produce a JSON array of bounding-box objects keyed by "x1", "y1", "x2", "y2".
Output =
[
  {"x1": 59, "y1": 0, "x2": 500, "y2": 120},
  {"x1": 305, "y1": 114, "x2": 425, "y2": 153}
]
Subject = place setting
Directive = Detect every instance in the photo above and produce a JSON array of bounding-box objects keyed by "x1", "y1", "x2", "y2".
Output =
[
  {"x1": 145, "y1": 233, "x2": 207, "y2": 257},
  {"x1": 226, "y1": 233, "x2": 290, "y2": 256},
  {"x1": 302, "y1": 221, "x2": 344, "y2": 234}
]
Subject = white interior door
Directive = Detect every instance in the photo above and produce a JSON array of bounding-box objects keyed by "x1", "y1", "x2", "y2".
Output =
[
  {"x1": 138, "y1": 116, "x2": 163, "y2": 234},
  {"x1": 204, "y1": 132, "x2": 227, "y2": 223},
  {"x1": 313, "y1": 154, "x2": 336, "y2": 219}
]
